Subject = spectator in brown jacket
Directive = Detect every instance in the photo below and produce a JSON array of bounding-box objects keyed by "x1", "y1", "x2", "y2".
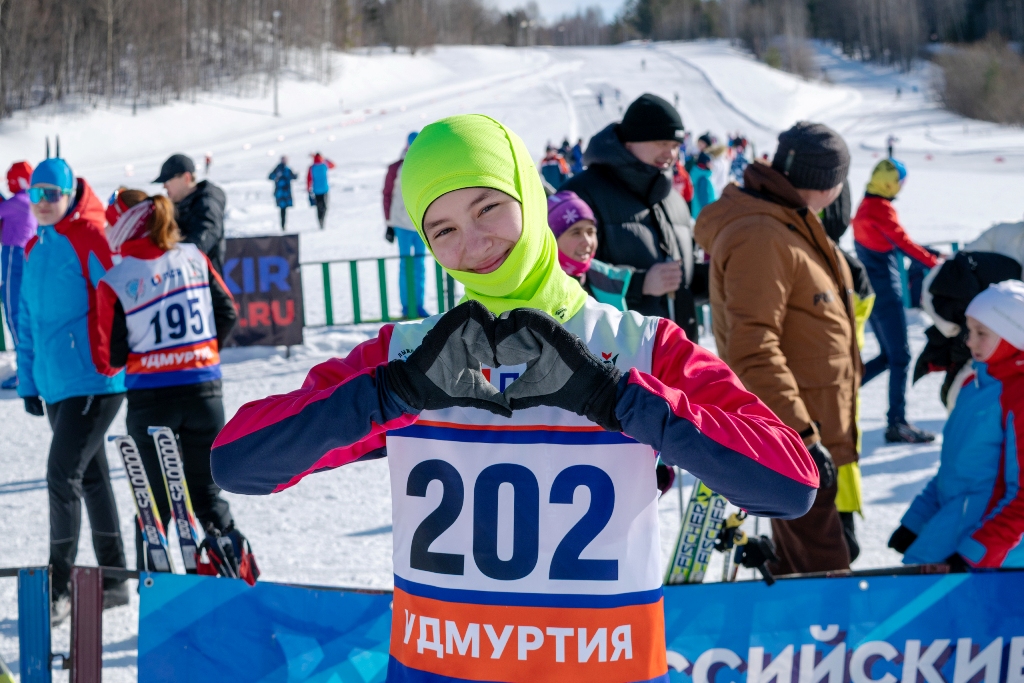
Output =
[{"x1": 694, "y1": 122, "x2": 860, "y2": 575}]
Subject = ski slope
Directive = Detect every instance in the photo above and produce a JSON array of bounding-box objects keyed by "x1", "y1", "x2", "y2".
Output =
[{"x1": 0, "y1": 40, "x2": 1022, "y2": 681}]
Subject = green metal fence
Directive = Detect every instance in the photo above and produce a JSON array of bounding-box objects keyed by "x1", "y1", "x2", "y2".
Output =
[{"x1": 310, "y1": 254, "x2": 457, "y2": 327}]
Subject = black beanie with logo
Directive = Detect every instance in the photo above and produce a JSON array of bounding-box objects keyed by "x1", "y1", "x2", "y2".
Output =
[{"x1": 618, "y1": 93, "x2": 686, "y2": 144}]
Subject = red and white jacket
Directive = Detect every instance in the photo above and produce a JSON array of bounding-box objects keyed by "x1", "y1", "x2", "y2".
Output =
[
  {"x1": 95, "y1": 239, "x2": 237, "y2": 390},
  {"x1": 211, "y1": 299, "x2": 817, "y2": 683}
]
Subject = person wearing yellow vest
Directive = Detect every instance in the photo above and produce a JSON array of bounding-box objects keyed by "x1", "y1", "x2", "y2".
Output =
[{"x1": 211, "y1": 115, "x2": 820, "y2": 683}]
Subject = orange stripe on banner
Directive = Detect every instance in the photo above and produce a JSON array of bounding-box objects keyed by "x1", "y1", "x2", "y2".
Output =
[
  {"x1": 389, "y1": 588, "x2": 667, "y2": 682},
  {"x1": 414, "y1": 420, "x2": 607, "y2": 434},
  {"x1": 127, "y1": 339, "x2": 220, "y2": 374}
]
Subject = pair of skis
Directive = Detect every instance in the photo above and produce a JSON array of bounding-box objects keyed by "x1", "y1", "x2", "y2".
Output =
[
  {"x1": 111, "y1": 428, "x2": 257, "y2": 584},
  {"x1": 664, "y1": 476, "x2": 776, "y2": 585},
  {"x1": 664, "y1": 480, "x2": 728, "y2": 584}
]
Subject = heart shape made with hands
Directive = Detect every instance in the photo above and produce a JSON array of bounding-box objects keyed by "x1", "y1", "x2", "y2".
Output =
[{"x1": 419, "y1": 303, "x2": 620, "y2": 428}]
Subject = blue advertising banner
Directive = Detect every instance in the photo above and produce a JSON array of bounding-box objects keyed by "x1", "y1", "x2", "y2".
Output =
[
  {"x1": 138, "y1": 573, "x2": 392, "y2": 682},
  {"x1": 663, "y1": 572, "x2": 1024, "y2": 683},
  {"x1": 139, "y1": 571, "x2": 1024, "y2": 682}
]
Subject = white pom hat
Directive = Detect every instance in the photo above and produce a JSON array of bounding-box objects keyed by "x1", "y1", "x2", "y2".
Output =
[{"x1": 966, "y1": 280, "x2": 1024, "y2": 351}]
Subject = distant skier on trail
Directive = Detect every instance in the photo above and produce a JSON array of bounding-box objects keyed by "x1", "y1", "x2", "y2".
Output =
[
  {"x1": 0, "y1": 161, "x2": 37, "y2": 389},
  {"x1": 211, "y1": 113, "x2": 820, "y2": 682},
  {"x1": 96, "y1": 188, "x2": 256, "y2": 579},
  {"x1": 268, "y1": 156, "x2": 298, "y2": 230},
  {"x1": 383, "y1": 131, "x2": 429, "y2": 318},
  {"x1": 307, "y1": 152, "x2": 335, "y2": 230}
]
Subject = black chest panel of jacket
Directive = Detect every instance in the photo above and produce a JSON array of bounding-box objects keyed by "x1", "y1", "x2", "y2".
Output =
[{"x1": 175, "y1": 181, "x2": 227, "y2": 274}]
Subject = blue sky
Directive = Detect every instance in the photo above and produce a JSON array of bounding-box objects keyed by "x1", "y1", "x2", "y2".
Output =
[{"x1": 490, "y1": 0, "x2": 626, "y2": 21}]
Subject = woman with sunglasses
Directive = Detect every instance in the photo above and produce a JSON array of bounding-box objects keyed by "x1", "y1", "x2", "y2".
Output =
[
  {"x1": 852, "y1": 158, "x2": 939, "y2": 444},
  {"x1": 18, "y1": 158, "x2": 128, "y2": 623}
]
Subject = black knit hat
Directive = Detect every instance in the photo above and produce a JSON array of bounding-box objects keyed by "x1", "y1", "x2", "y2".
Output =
[
  {"x1": 618, "y1": 94, "x2": 685, "y2": 143},
  {"x1": 771, "y1": 122, "x2": 850, "y2": 190}
]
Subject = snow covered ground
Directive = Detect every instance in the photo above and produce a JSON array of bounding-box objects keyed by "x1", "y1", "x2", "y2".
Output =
[{"x1": 0, "y1": 39, "x2": 1020, "y2": 680}]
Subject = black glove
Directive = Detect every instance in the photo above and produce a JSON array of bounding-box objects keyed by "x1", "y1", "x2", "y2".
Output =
[
  {"x1": 494, "y1": 308, "x2": 622, "y2": 431},
  {"x1": 380, "y1": 300, "x2": 511, "y2": 417},
  {"x1": 808, "y1": 441, "x2": 837, "y2": 490},
  {"x1": 887, "y1": 525, "x2": 917, "y2": 554},
  {"x1": 385, "y1": 226, "x2": 395, "y2": 243},
  {"x1": 656, "y1": 463, "x2": 675, "y2": 497},
  {"x1": 24, "y1": 396, "x2": 44, "y2": 417},
  {"x1": 735, "y1": 535, "x2": 778, "y2": 585},
  {"x1": 945, "y1": 552, "x2": 970, "y2": 573}
]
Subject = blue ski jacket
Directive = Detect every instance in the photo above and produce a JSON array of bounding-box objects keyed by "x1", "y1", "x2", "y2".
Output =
[
  {"x1": 269, "y1": 163, "x2": 298, "y2": 208},
  {"x1": 689, "y1": 165, "x2": 716, "y2": 219},
  {"x1": 17, "y1": 179, "x2": 126, "y2": 403},
  {"x1": 902, "y1": 361, "x2": 1024, "y2": 566}
]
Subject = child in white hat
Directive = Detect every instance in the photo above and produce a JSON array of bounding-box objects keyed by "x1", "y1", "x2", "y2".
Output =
[{"x1": 889, "y1": 280, "x2": 1024, "y2": 569}]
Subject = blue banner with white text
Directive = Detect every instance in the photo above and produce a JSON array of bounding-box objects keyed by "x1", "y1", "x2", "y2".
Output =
[{"x1": 139, "y1": 571, "x2": 1024, "y2": 681}]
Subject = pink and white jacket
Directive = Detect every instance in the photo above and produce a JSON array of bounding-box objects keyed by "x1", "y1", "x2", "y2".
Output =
[{"x1": 211, "y1": 299, "x2": 817, "y2": 683}]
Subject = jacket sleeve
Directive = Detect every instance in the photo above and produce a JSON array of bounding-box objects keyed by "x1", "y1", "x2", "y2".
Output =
[
  {"x1": 205, "y1": 253, "x2": 238, "y2": 347},
  {"x1": 871, "y1": 202, "x2": 939, "y2": 268},
  {"x1": 900, "y1": 476, "x2": 940, "y2": 534},
  {"x1": 383, "y1": 162, "x2": 399, "y2": 222},
  {"x1": 960, "y1": 411, "x2": 1024, "y2": 567},
  {"x1": 718, "y1": 228, "x2": 819, "y2": 441},
  {"x1": 616, "y1": 318, "x2": 817, "y2": 518},
  {"x1": 15, "y1": 239, "x2": 38, "y2": 398},
  {"x1": 211, "y1": 325, "x2": 418, "y2": 495},
  {"x1": 94, "y1": 279, "x2": 126, "y2": 375}
]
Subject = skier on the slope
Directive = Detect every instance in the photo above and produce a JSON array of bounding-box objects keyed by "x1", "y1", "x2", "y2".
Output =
[
  {"x1": 268, "y1": 156, "x2": 298, "y2": 231},
  {"x1": 97, "y1": 188, "x2": 255, "y2": 579},
  {"x1": 307, "y1": 152, "x2": 335, "y2": 229},
  {"x1": 211, "y1": 114, "x2": 821, "y2": 682}
]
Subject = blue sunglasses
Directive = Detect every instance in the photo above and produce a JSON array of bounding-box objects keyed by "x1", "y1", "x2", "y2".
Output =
[{"x1": 28, "y1": 187, "x2": 71, "y2": 204}]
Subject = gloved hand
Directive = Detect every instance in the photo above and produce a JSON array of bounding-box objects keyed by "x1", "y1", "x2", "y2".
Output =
[
  {"x1": 24, "y1": 396, "x2": 44, "y2": 417},
  {"x1": 494, "y1": 308, "x2": 622, "y2": 431},
  {"x1": 945, "y1": 552, "x2": 970, "y2": 573},
  {"x1": 808, "y1": 441, "x2": 837, "y2": 490},
  {"x1": 380, "y1": 300, "x2": 511, "y2": 417},
  {"x1": 656, "y1": 463, "x2": 675, "y2": 497},
  {"x1": 887, "y1": 525, "x2": 917, "y2": 554},
  {"x1": 735, "y1": 534, "x2": 778, "y2": 585}
]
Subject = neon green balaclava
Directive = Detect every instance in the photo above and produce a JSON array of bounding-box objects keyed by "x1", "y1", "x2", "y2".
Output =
[{"x1": 400, "y1": 114, "x2": 586, "y2": 322}]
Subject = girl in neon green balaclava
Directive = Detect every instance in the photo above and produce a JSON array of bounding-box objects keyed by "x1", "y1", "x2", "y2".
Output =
[{"x1": 400, "y1": 114, "x2": 587, "y2": 322}]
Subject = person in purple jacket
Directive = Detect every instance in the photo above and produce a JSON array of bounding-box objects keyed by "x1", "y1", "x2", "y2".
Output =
[{"x1": 0, "y1": 161, "x2": 37, "y2": 389}]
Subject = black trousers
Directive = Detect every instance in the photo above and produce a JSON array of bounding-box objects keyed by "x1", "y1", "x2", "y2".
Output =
[
  {"x1": 314, "y1": 193, "x2": 328, "y2": 229},
  {"x1": 279, "y1": 206, "x2": 287, "y2": 230},
  {"x1": 125, "y1": 388, "x2": 233, "y2": 571},
  {"x1": 46, "y1": 393, "x2": 128, "y2": 596}
]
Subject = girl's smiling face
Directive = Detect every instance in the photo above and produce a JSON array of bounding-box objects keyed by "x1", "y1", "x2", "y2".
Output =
[{"x1": 421, "y1": 187, "x2": 522, "y2": 274}]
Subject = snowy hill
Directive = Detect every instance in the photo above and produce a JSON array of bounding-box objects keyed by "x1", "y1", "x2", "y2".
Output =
[{"x1": 0, "y1": 40, "x2": 1021, "y2": 681}]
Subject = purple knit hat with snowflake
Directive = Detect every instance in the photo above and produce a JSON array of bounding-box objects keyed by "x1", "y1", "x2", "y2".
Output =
[{"x1": 546, "y1": 190, "x2": 595, "y2": 238}]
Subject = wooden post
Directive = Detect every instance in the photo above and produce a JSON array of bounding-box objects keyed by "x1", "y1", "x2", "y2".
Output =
[{"x1": 70, "y1": 567, "x2": 103, "y2": 683}]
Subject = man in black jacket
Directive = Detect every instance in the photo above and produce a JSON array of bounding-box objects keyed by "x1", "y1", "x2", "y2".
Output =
[
  {"x1": 155, "y1": 154, "x2": 227, "y2": 273},
  {"x1": 562, "y1": 93, "x2": 698, "y2": 339}
]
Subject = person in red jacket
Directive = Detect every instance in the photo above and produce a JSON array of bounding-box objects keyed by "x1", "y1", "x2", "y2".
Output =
[{"x1": 852, "y1": 158, "x2": 938, "y2": 443}]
